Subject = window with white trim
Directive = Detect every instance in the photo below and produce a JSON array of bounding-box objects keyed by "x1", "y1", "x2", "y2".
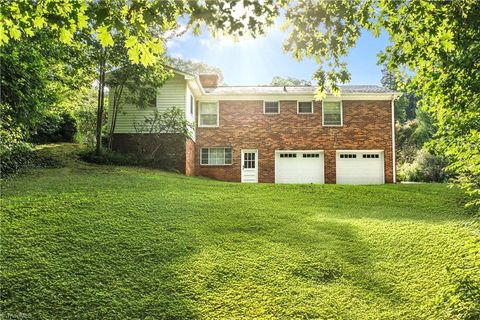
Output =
[
  {"x1": 264, "y1": 101, "x2": 279, "y2": 114},
  {"x1": 323, "y1": 101, "x2": 342, "y2": 126},
  {"x1": 190, "y1": 95, "x2": 194, "y2": 115},
  {"x1": 201, "y1": 148, "x2": 232, "y2": 165},
  {"x1": 340, "y1": 154, "x2": 356, "y2": 159},
  {"x1": 199, "y1": 102, "x2": 218, "y2": 127},
  {"x1": 298, "y1": 101, "x2": 313, "y2": 114},
  {"x1": 148, "y1": 88, "x2": 156, "y2": 108}
]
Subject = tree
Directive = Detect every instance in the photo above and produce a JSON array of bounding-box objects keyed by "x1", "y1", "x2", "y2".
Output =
[
  {"x1": 0, "y1": 31, "x2": 93, "y2": 134},
  {"x1": 270, "y1": 76, "x2": 312, "y2": 86},
  {"x1": 167, "y1": 57, "x2": 225, "y2": 84},
  {"x1": 282, "y1": 0, "x2": 480, "y2": 207},
  {"x1": 380, "y1": 67, "x2": 419, "y2": 124},
  {"x1": 2, "y1": 0, "x2": 279, "y2": 67},
  {"x1": 3, "y1": 0, "x2": 280, "y2": 155},
  {"x1": 106, "y1": 62, "x2": 172, "y2": 148},
  {"x1": 73, "y1": 87, "x2": 98, "y2": 146}
]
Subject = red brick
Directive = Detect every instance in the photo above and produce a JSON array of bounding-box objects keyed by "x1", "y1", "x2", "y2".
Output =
[{"x1": 194, "y1": 100, "x2": 394, "y2": 183}]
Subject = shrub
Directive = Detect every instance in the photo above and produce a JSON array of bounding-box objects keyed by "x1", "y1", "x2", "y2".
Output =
[
  {"x1": 0, "y1": 105, "x2": 35, "y2": 178},
  {"x1": 78, "y1": 148, "x2": 140, "y2": 166},
  {"x1": 74, "y1": 107, "x2": 97, "y2": 146},
  {"x1": 435, "y1": 267, "x2": 480, "y2": 320},
  {"x1": 0, "y1": 141, "x2": 35, "y2": 178},
  {"x1": 78, "y1": 146, "x2": 182, "y2": 173},
  {"x1": 131, "y1": 108, "x2": 192, "y2": 171},
  {"x1": 30, "y1": 112, "x2": 77, "y2": 143},
  {"x1": 397, "y1": 150, "x2": 449, "y2": 182}
]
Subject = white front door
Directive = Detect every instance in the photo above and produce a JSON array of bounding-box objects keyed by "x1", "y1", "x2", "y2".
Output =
[{"x1": 241, "y1": 149, "x2": 258, "y2": 183}]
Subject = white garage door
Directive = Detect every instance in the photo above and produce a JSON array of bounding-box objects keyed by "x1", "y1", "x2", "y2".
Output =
[
  {"x1": 275, "y1": 151, "x2": 324, "y2": 184},
  {"x1": 336, "y1": 151, "x2": 384, "y2": 184}
]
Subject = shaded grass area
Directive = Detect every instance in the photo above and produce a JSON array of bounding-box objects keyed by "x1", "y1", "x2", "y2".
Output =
[{"x1": 1, "y1": 144, "x2": 479, "y2": 319}]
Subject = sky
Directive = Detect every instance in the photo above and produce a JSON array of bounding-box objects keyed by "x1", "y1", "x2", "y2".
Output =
[{"x1": 166, "y1": 20, "x2": 391, "y2": 86}]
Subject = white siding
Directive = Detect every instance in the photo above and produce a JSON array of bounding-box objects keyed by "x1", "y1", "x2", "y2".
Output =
[
  {"x1": 157, "y1": 74, "x2": 186, "y2": 113},
  {"x1": 109, "y1": 74, "x2": 186, "y2": 134},
  {"x1": 185, "y1": 84, "x2": 196, "y2": 141}
]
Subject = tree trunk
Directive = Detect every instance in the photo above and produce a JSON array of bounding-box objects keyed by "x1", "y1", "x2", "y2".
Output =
[
  {"x1": 95, "y1": 52, "x2": 106, "y2": 155},
  {"x1": 108, "y1": 83, "x2": 124, "y2": 149}
]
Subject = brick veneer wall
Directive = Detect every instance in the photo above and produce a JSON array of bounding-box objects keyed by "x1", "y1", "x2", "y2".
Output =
[
  {"x1": 185, "y1": 138, "x2": 196, "y2": 176},
  {"x1": 195, "y1": 100, "x2": 394, "y2": 183}
]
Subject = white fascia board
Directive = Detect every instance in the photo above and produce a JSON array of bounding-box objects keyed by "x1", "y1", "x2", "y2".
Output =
[
  {"x1": 186, "y1": 77, "x2": 204, "y2": 98},
  {"x1": 197, "y1": 93, "x2": 400, "y2": 101}
]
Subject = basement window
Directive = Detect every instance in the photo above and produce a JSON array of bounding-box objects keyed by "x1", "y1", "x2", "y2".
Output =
[
  {"x1": 264, "y1": 101, "x2": 280, "y2": 114},
  {"x1": 201, "y1": 147, "x2": 232, "y2": 165}
]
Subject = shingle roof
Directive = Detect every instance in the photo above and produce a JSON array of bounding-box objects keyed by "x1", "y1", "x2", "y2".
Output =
[{"x1": 204, "y1": 85, "x2": 397, "y2": 95}]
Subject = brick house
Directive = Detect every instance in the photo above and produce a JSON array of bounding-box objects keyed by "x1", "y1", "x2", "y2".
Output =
[{"x1": 110, "y1": 68, "x2": 401, "y2": 184}]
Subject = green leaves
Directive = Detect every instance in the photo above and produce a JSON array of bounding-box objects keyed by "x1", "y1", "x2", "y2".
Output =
[
  {"x1": 1, "y1": 0, "x2": 88, "y2": 46},
  {"x1": 96, "y1": 25, "x2": 114, "y2": 47},
  {"x1": 1, "y1": 0, "x2": 279, "y2": 68},
  {"x1": 281, "y1": 0, "x2": 480, "y2": 206}
]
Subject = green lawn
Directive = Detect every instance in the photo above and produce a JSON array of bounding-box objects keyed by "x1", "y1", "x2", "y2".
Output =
[{"x1": 1, "y1": 144, "x2": 479, "y2": 319}]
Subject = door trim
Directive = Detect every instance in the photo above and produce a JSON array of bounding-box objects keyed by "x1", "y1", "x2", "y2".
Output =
[{"x1": 241, "y1": 149, "x2": 258, "y2": 183}]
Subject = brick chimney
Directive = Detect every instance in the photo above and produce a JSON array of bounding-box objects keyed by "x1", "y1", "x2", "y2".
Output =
[{"x1": 199, "y1": 73, "x2": 219, "y2": 88}]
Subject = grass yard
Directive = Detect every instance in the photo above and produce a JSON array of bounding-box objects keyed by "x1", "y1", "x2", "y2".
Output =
[{"x1": 1, "y1": 144, "x2": 479, "y2": 319}]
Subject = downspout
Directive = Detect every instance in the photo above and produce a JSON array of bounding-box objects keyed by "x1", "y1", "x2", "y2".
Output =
[{"x1": 391, "y1": 95, "x2": 397, "y2": 183}]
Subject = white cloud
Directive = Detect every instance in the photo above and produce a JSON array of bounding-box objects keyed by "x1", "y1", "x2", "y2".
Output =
[
  {"x1": 166, "y1": 30, "x2": 192, "y2": 50},
  {"x1": 169, "y1": 51, "x2": 183, "y2": 59}
]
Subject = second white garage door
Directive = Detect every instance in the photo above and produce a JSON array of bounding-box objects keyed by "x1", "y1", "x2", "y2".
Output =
[
  {"x1": 275, "y1": 151, "x2": 324, "y2": 184},
  {"x1": 336, "y1": 151, "x2": 384, "y2": 184}
]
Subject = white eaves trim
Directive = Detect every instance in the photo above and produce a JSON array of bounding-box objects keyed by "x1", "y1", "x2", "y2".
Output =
[{"x1": 198, "y1": 93, "x2": 401, "y2": 101}]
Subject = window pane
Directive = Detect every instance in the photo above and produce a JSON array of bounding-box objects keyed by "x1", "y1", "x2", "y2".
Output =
[
  {"x1": 265, "y1": 101, "x2": 279, "y2": 113},
  {"x1": 225, "y1": 148, "x2": 232, "y2": 164},
  {"x1": 323, "y1": 101, "x2": 342, "y2": 125},
  {"x1": 298, "y1": 101, "x2": 312, "y2": 113},
  {"x1": 201, "y1": 149, "x2": 209, "y2": 164},
  {"x1": 200, "y1": 114, "x2": 217, "y2": 126},
  {"x1": 200, "y1": 103, "x2": 218, "y2": 126},
  {"x1": 201, "y1": 148, "x2": 232, "y2": 165},
  {"x1": 147, "y1": 88, "x2": 156, "y2": 108},
  {"x1": 200, "y1": 103, "x2": 217, "y2": 114}
]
